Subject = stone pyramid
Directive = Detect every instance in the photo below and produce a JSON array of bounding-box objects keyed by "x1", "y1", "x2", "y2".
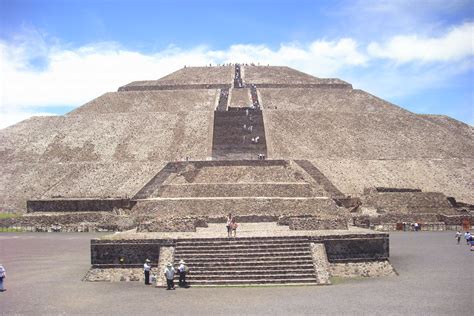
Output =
[{"x1": 0, "y1": 65, "x2": 473, "y2": 216}]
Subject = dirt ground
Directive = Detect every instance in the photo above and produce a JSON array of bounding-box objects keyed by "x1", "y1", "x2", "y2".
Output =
[{"x1": 0, "y1": 231, "x2": 472, "y2": 315}]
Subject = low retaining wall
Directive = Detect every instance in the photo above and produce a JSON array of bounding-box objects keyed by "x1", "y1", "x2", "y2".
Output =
[
  {"x1": 319, "y1": 235, "x2": 389, "y2": 262},
  {"x1": 91, "y1": 233, "x2": 389, "y2": 267},
  {"x1": 287, "y1": 217, "x2": 348, "y2": 230},
  {"x1": 27, "y1": 199, "x2": 135, "y2": 213},
  {"x1": 91, "y1": 239, "x2": 172, "y2": 267}
]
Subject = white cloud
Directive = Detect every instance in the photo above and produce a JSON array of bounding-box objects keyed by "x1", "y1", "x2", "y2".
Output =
[{"x1": 367, "y1": 22, "x2": 474, "y2": 63}]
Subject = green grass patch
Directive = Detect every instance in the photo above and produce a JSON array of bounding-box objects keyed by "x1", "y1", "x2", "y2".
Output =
[
  {"x1": 0, "y1": 213, "x2": 21, "y2": 219},
  {"x1": 0, "y1": 227, "x2": 25, "y2": 232}
]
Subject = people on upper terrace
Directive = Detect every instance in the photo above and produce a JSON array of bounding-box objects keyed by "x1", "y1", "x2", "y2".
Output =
[
  {"x1": 226, "y1": 213, "x2": 233, "y2": 237},
  {"x1": 231, "y1": 216, "x2": 238, "y2": 237}
]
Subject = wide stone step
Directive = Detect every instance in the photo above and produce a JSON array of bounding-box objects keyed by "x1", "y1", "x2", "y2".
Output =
[
  {"x1": 172, "y1": 255, "x2": 313, "y2": 263},
  {"x1": 156, "y1": 183, "x2": 312, "y2": 198},
  {"x1": 176, "y1": 240, "x2": 311, "y2": 247},
  {"x1": 175, "y1": 244, "x2": 310, "y2": 252},
  {"x1": 185, "y1": 273, "x2": 316, "y2": 280},
  {"x1": 179, "y1": 262, "x2": 316, "y2": 269},
  {"x1": 175, "y1": 249, "x2": 310, "y2": 257},
  {"x1": 175, "y1": 248, "x2": 311, "y2": 255},
  {"x1": 177, "y1": 259, "x2": 314, "y2": 267},
  {"x1": 179, "y1": 278, "x2": 318, "y2": 285},
  {"x1": 181, "y1": 268, "x2": 316, "y2": 276},
  {"x1": 176, "y1": 236, "x2": 311, "y2": 243}
]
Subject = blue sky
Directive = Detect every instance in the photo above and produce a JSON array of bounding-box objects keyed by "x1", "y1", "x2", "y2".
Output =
[{"x1": 0, "y1": 0, "x2": 473, "y2": 127}]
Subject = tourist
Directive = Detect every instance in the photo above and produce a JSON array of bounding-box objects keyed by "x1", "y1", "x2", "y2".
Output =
[
  {"x1": 455, "y1": 231, "x2": 462, "y2": 244},
  {"x1": 144, "y1": 259, "x2": 151, "y2": 285},
  {"x1": 464, "y1": 231, "x2": 471, "y2": 245},
  {"x1": 226, "y1": 213, "x2": 233, "y2": 237},
  {"x1": 231, "y1": 217, "x2": 238, "y2": 237},
  {"x1": 0, "y1": 264, "x2": 5, "y2": 292},
  {"x1": 178, "y1": 259, "x2": 189, "y2": 287},
  {"x1": 164, "y1": 262, "x2": 176, "y2": 290},
  {"x1": 414, "y1": 222, "x2": 419, "y2": 231}
]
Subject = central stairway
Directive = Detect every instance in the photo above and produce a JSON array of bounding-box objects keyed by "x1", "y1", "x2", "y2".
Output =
[{"x1": 173, "y1": 236, "x2": 320, "y2": 285}]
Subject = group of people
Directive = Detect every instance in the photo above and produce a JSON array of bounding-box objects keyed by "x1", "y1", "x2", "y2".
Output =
[
  {"x1": 456, "y1": 231, "x2": 473, "y2": 250},
  {"x1": 143, "y1": 259, "x2": 189, "y2": 289},
  {"x1": 226, "y1": 213, "x2": 238, "y2": 237}
]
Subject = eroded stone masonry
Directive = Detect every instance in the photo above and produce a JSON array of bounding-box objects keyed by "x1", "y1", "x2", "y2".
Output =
[{"x1": 1, "y1": 64, "x2": 472, "y2": 285}]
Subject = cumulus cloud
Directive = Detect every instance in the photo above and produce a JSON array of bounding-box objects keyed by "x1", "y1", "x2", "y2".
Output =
[{"x1": 367, "y1": 22, "x2": 474, "y2": 63}]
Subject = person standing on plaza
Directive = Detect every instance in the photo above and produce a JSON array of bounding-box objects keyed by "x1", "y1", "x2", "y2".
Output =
[
  {"x1": 464, "y1": 231, "x2": 471, "y2": 245},
  {"x1": 164, "y1": 262, "x2": 176, "y2": 290},
  {"x1": 0, "y1": 264, "x2": 6, "y2": 292},
  {"x1": 178, "y1": 259, "x2": 189, "y2": 288},
  {"x1": 455, "y1": 231, "x2": 462, "y2": 244},
  {"x1": 144, "y1": 259, "x2": 151, "y2": 285}
]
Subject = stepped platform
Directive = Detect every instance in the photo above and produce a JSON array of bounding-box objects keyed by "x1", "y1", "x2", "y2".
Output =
[{"x1": 90, "y1": 223, "x2": 390, "y2": 286}]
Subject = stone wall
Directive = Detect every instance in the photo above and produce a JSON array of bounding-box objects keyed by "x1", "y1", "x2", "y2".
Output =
[
  {"x1": 0, "y1": 212, "x2": 135, "y2": 232},
  {"x1": 265, "y1": 111, "x2": 473, "y2": 160},
  {"x1": 91, "y1": 239, "x2": 172, "y2": 267},
  {"x1": 259, "y1": 88, "x2": 402, "y2": 114},
  {"x1": 330, "y1": 260, "x2": 396, "y2": 278},
  {"x1": 132, "y1": 197, "x2": 344, "y2": 219},
  {"x1": 361, "y1": 191, "x2": 455, "y2": 213},
  {"x1": 156, "y1": 183, "x2": 317, "y2": 198},
  {"x1": 90, "y1": 233, "x2": 389, "y2": 267},
  {"x1": 242, "y1": 66, "x2": 349, "y2": 86},
  {"x1": 70, "y1": 90, "x2": 218, "y2": 115},
  {"x1": 312, "y1": 158, "x2": 474, "y2": 204},
  {"x1": 288, "y1": 216, "x2": 348, "y2": 230},
  {"x1": 137, "y1": 218, "x2": 204, "y2": 232},
  {"x1": 320, "y1": 235, "x2": 389, "y2": 262},
  {"x1": 27, "y1": 199, "x2": 135, "y2": 213},
  {"x1": 120, "y1": 66, "x2": 234, "y2": 89}
]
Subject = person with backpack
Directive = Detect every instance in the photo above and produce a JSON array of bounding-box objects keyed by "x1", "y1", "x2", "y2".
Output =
[{"x1": 0, "y1": 264, "x2": 6, "y2": 292}]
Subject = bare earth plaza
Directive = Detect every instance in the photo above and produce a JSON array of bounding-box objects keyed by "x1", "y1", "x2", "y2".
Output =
[{"x1": 0, "y1": 65, "x2": 473, "y2": 314}]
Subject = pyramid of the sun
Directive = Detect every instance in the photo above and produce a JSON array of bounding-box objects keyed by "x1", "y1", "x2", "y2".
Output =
[{"x1": 0, "y1": 65, "x2": 473, "y2": 213}]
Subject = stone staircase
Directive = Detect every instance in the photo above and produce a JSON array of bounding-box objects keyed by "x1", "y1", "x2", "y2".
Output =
[
  {"x1": 212, "y1": 109, "x2": 267, "y2": 160},
  {"x1": 294, "y1": 160, "x2": 345, "y2": 198},
  {"x1": 234, "y1": 64, "x2": 243, "y2": 88},
  {"x1": 217, "y1": 88, "x2": 229, "y2": 111},
  {"x1": 173, "y1": 236, "x2": 323, "y2": 285},
  {"x1": 133, "y1": 163, "x2": 183, "y2": 199}
]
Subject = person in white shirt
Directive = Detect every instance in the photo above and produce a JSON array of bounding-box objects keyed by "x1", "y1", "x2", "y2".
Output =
[
  {"x1": 465, "y1": 232, "x2": 472, "y2": 245},
  {"x1": 144, "y1": 259, "x2": 151, "y2": 285},
  {"x1": 0, "y1": 264, "x2": 6, "y2": 292},
  {"x1": 164, "y1": 263, "x2": 176, "y2": 290},
  {"x1": 178, "y1": 260, "x2": 189, "y2": 287}
]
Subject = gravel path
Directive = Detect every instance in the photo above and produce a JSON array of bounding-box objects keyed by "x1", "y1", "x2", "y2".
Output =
[{"x1": 0, "y1": 231, "x2": 472, "y2": 315}]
